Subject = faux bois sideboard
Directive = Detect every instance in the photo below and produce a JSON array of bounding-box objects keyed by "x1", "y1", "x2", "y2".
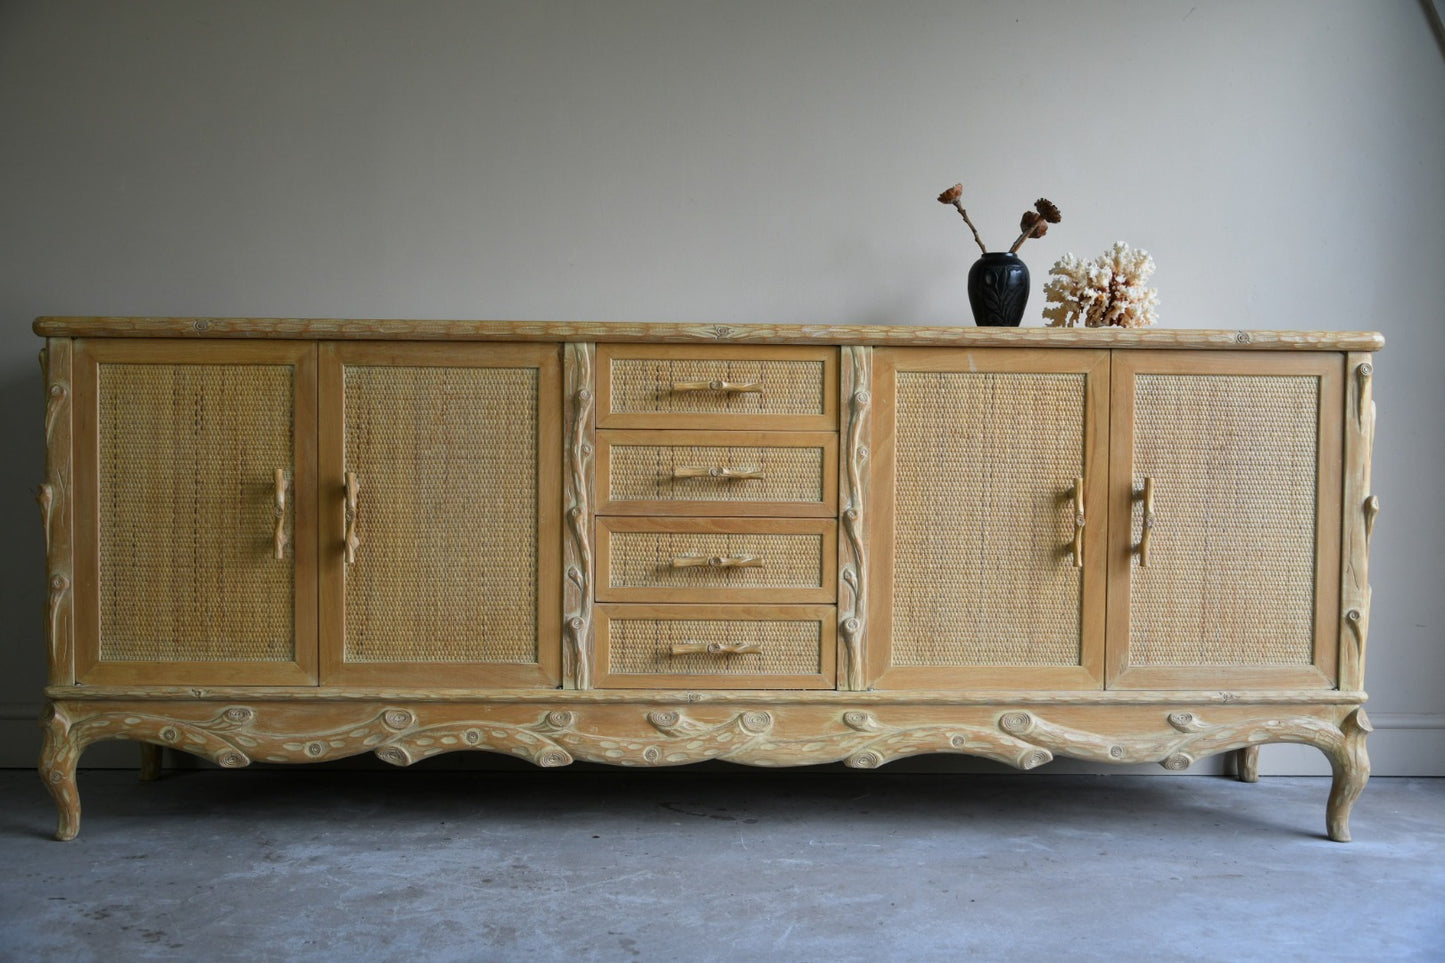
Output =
[{"x1": 32, "y1": 318, "x2": 1383, "y2": 841}]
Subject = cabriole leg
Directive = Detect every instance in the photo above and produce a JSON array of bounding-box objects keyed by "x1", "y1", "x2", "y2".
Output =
[
  {"x1": 139, "y1": 743, "x2": 162, "y2": 781},
  {"x1": 1326, "y1": 708, "x2": 1372, "y2": 843},
  {"x1": 1235, "y1": 746, "x2": 1260, "y2": 782},
  {"x1": 38, "y1": 703, "x2": 82, "y2": 841}
]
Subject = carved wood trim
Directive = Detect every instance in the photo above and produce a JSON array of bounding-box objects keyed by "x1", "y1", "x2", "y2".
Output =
[
  {"x1": 839, "y1": 346, "x2": 871, "y2": 691},
  {"x1": 1339, "y1": 354, "x2": 1377, "y2": 692},
  {"x1": 563, "y1": 343, "x2": 596, "y2": 689},
  {"x1": 40, "y1": 338, "x2": 73, "y2": 686},
  {"x1": 38, "y1": 700, "x2": 1372, "y2": 841},
  {"x1": 43, "y1": 683, "x2": 1371, "y2": 706}
]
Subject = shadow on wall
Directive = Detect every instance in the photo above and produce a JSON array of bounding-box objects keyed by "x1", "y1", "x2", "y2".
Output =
[{"x1": 1423, "y1": 0, "x2": 1445, "y2": 58}]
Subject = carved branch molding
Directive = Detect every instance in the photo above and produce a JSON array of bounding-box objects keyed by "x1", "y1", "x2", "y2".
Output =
[
  {"x1": 839, "y1": 346, "x2": 871, "y2": 691},
  {"x1": 1340, "y1": 356, "x2": 1378, "y2": 692},
  {"x1": 39, "y1": 339, "x2": 73, "y2": 686},
  {"x1": 38, "y1": 701, "x2": 1372, "y2": 840},
  {"x1": 563, "y1": 343, "x2": 595, "y2": 690}
]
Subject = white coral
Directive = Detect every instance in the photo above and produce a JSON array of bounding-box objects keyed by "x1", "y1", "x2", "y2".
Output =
[{"x1": 1043, "y1": 241, "x2": 1159, "y2": 328}]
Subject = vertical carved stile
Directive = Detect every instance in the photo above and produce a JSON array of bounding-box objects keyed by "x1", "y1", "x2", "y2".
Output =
[
  {"x1": 1339, "y1": 354, "x2": 1377, "y2": 693},
  {"x1": 840, "y1": 346, "x2": 872, "y2": 691},
  {"x1": 41, "y1": 339, "x2": 74, "y2": 686},
  {"x1": 563, "y1": 343, "x2": 596, "y2": 689}
]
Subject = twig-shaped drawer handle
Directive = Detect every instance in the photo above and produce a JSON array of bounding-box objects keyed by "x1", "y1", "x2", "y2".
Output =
[
  {"x1": 670, "y1": 554, "x2": 763, "y2": 569},
  {"x1": 669, "y1": 641, "x2": 762, "y2": 656},
  {"x1": 1070, "y1": 476, "x2": 1085, "y2": 568},
  {"x1": 344, "y1": 471, "x2": 361, "y2": 564},
  {"x1": 670, "y1": 380, "x2": 763, "y2": 394},
  {"x1": 273, "y1": 468, "x2": 288, "y2": 560},
  {"x1": 1138, "y1": 476, "x2": 1155, "y2": 568},
  {"x1": 672, "y1": 466, "x2": 764, "y2": 480}
]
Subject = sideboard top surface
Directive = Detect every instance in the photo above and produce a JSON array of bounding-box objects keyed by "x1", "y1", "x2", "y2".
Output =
[{"x1": 33, "y1": 317, "x2": 1384, "y2": 351}]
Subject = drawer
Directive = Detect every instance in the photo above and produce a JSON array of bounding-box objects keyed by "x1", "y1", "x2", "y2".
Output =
[
  {"x1": 595, "y1": 604, "x2": 837, "y2": 689},
  {"x1": 597, "y1": 344, "x2": 837, "y2": 430},
  {"x1": 597, "y1": 517, "x2": 837, "y2": 603},
  {"x1": 596, "y1": 430, "x2": 838, "y2": 517}
]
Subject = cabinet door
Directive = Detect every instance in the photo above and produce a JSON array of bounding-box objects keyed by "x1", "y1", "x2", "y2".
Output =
[
  {"x1": 73, "y1": 340, "x2": 318, "y2": 685},
  {"x1": 1107, "y1": 351, "x2": 1343, "y2": 689},
  {"x1": 868, "y1": 348, "x2": 1109, "y2": 689},
  {"x1": 319, "y1": 343, "x2": 562, "y2": 687}
]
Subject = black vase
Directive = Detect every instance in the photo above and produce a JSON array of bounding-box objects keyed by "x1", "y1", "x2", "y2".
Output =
[{"x1": 967, "y1": 252, "x2": 1029, "y2": 327}]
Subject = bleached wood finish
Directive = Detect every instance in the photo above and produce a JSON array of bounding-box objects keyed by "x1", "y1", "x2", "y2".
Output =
[
  {"x1": 594, "y1": 603, "x2": 837, "y2": 690},
  {"x1": 44, "y1": 682, "x2": 1370, "y2": 706},
  {"x1": 595, "y1": 517, "x2": 836, "y2": 604},
  {"x1": 70, "y1": 339, "x2": 318, "y2": 686},
  {"x1": 1235, "y1": 745, "x2": 1261, "y2": 783},
  {"x1": 595, "y1": 429, "x2": 838, "y2": 517},
  {"x1": 1338, "y1": 353, "x2": 1378, "y2": 694},
  {"x1": 563, "y1": 343, "x2": 596, "y2": 690},
  {"x1": 838, "y1": 346, "x2": 871, "y2": 692},
  {"x1": 34, "y1": 317, "x2": 1384, "y2": 351},
  {"x1": 1106, "y1": 351, "x2": 1343, "y2": 690},
  {"x1": 35, "y1": 319, "x2": 1382, "y2": 843},
  {"x1": 596, "y1": 343, "x2": 837, "y2": 431},
  {"x1": 39, "y1": 338, "x2": 74, "y2": 687},
  {"x1": 39, "y1": 696, "x2": 1370, "y2": 841},
  {"x1": 867, "y1": 348, "x2": 1110, "y2": 691},
  {"x1": 317, "y1": 342, "x2": 562, "y2": 688}
]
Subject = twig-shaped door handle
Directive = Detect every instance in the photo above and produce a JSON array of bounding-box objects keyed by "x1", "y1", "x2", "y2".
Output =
[
  {"x1": 672, "y1": 466, "x2": 764, "y2": 480},
  {"x1": 670, "y1": 380, "x2": 762, "y2": 394},
  {"x1": 670, "y1": 554, "x2": 763, "y2": 569},
  {"x1": 273, "y1": 469, "x2": 288, "y2": 560},
  {"x1": 344, "y1": 471, "x2": 360, "y2": 564},
  {"x1": 1139, "y1": 476, "x2": 1155, "y2": 567},
  {"x1": 1070, "y1": 477, "x2": 1085, "y2": 568},
  {"x1": 669, "y1": 641, "x2": 762, "y2": 656}
]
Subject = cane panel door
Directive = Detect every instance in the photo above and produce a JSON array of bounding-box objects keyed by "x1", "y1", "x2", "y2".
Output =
[
  {"x1": 867, "y1": 348, "x2": 1109, "y2": 689},
  {"x1": 72, "y1": 339, "x2": 318, "y2": 685},
  {"x1": 1107, "y1": 351, "x2": 1343, "y2": 689},
  {"x1": 318, "y1": 342, "x2": 562, "y2": 687}
]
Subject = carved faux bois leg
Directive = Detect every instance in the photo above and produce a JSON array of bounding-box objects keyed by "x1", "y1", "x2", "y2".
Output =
[
  {"x1": 1234, "y1": 746, "x2": 1260, "y2": 783},
  {"x1": 38, "y1": 704, "x2": 82, "y2": 841},
  {"x1": 1325, "y1": 709, "x2": 1372, "y2": 843},
  {"x1": 139, "y1": 743, "x2": 163, "y2": 781}
]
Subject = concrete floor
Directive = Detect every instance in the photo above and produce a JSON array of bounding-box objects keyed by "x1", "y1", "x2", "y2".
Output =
[{"x1": 0, "y1": 768, "x2": 1441, "y2": 962}]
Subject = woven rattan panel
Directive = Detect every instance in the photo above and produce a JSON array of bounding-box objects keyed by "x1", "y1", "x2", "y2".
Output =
[
  {"x1": 1130, "y1": 373, "x2": 1319, "y2": 666},
  {"x1": 608, "y1": 444, "x2": 824, "y2": 503},
  {"x1": 610, "y1": 358, "x2": 826, "y2": 416},
  {"x1": 608, "y1": 618, "x2": 823, "y2": 675},
  {"x1": 98, "y1": 363, "x2": 295, "y2": 662},
  {"x1": 344, "y1": 365, "x2": 538, "y2": 663},
  {"x1": 891, "y1": 371, "x2": 1085, "y2": 667},
  {"x1": 608, "y1": 531, "x2": 825, "y2": 590}
]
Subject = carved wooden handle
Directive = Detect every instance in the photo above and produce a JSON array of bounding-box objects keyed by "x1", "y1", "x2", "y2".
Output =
[
  {"x1": 672, "y1": 466, "x2": 764, "y2": 480},
  {"x1": 1070, "y1": 476, "x2": 1085, "y2": 568},
  {"x1": 669, "y1": 641, "x2": 762, "y2": 656},
  {"x1": 670, "y1": 380, "x2": 762, "y2": 394},
  {"x1": 344, "y1": 471, "x2": 360, "y2": 564},
  {"x1": 670, "y1": 554, "x2": 763, "y2": 569},
  {"x1": 1139, "y1": 476, "x2": 1155, "y2": 568},
  {"x1": 273, "y1": 468, "x2": 288, "y2": 560}
]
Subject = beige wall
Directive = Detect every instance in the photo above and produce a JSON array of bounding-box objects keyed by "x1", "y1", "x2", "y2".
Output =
[{"x1": 2, "y1": 1, "x2": 1441, "y2": 773}]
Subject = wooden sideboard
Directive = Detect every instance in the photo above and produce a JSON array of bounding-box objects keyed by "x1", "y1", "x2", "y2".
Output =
[{"x1": 34, "y1": 318, "x2": 1383, "y2": 841}]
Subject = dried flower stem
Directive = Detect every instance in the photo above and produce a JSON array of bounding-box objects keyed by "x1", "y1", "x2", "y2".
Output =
[
  {"x1": 1008, "y1": 220, "x2": 1041, "y2": 254},
  {"x1": 947, "y1": 200, "x2": 989, "y2": 256}
]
